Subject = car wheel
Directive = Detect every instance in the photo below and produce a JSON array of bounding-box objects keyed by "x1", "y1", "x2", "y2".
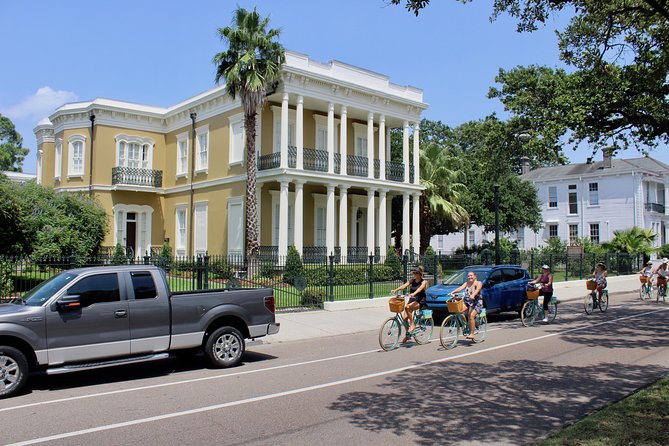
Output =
[
  {"x1": 204, "y1": 327, "x2": 245, "y2": 368},
  {"x1": 0, "y1": 346, "x2": 29, "y2": 399}
]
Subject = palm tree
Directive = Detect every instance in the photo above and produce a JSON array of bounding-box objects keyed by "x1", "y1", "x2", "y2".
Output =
[
  {"x1": 419, "y1": 141, "x2": 469, "y2": 252},
  {"x1": 602, "y1": 227, "x2": 656, "y2": 256},
  {"x1": 213, "y1": 7, "x2": 285, "y2": 258}
]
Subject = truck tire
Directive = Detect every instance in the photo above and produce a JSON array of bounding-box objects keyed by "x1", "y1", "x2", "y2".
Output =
[
  {"x1": 204, "y1": 327, "x2": 245, "y2": 368},
  {"x1": 0, "y1": 346, "x2": 29, "y2": 399}
]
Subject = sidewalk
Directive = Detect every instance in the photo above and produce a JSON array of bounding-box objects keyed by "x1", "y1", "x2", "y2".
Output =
[{"x1": 260, "y1": 274, "x2": 641, "y2": 344}]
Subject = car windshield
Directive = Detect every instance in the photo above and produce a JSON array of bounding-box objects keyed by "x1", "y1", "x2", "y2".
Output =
[
  {"x1": 22, "y1": 272, "x2": 79, "y2": 306},
  {"x1": 442, "y1": 269, "x2": 489, "y2": 285}
]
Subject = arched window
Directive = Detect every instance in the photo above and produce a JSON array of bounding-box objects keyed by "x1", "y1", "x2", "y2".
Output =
[
  {"x1": 67, "y1": 135, "x2": 86, "y2": 177},
  {"x1": 115, "y1": 134, "x2": 154, "y2": 169}
]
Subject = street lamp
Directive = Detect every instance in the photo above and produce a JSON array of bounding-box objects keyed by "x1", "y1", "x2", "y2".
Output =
[{"x1": 494, "y1": 182, "x2": 500, "y2": 265}]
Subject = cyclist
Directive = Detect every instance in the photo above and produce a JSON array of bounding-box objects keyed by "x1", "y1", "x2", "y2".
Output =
[
  {"x1": 639, "y1": 260, "x2": 654, "y2": 278},
  {"x1": 391, "y1": 266, "x2": 428, "y2": 339},
  {"x1": 652, "y1": 258, "x2": 669, "y2": 295},
  {"x1": 529, "y1": 264, "x2": 553, "y2": 322},
  {"x1": 449, "y1": 271, "x2": 483, "y2": 340},
  {"x1": 592, "y1": 262, "x2": 608, "y2": 301}
]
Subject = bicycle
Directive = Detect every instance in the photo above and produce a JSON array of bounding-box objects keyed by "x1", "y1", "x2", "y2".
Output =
[
  {"x1": 584, "y1": 279, "x2": 609, "y2": 314},
  {"x1": 521, "y1": 284, "x2": 558, "y2": 327},
  {"x1": 656, "y1": 277, "x2": 667, "y2": 303},
  {"x1": 439, "y1": 293, "x2": 487, "y2": 350},
  {"x1": 639, "y1": 275, "x2": 653, "y2": 300},
  {"x1": 378, "y1": 294, "x2": 434, "y2": 351}
]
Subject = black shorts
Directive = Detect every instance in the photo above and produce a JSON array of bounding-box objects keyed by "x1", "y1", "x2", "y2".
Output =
[{"x1": 408, "y1": 296, "x2": 427, "y2": 309}]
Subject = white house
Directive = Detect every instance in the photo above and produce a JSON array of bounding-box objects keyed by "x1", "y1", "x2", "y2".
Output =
[{"x1": 430, "y1": 151, "x2": 669, "y2": 252}]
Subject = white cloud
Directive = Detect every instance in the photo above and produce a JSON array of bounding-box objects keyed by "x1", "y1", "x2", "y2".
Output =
[{"x1": 1, "y1": 86, "x2": 78, "y2": 120}]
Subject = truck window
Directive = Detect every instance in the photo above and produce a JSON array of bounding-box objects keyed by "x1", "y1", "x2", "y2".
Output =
[
  {"x1": 67, "y1": 273, "x2": 120, "y2": 307},
  {"x1": 130, "y1": 272, "x2": 157, "y2": 299}
]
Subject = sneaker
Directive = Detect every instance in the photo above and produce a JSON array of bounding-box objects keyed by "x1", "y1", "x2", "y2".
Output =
[{"x1": 542, "y1": 317, "x2": 549, "y2": 323}]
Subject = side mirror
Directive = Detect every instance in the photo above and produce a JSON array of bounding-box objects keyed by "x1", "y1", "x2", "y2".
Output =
[
  {"x1": 485, "y1": 280, "x2": 495, "y2": 288},
  {"x1": 56, "y1": 294, "x2": 82, "y2": 311}
]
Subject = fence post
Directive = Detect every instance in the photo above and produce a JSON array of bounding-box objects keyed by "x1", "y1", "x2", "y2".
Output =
[
  {"x1": 368, "y1": 253, "x2": 374, "y2": 299},
  {"x1": 143, "y1": 254, "x2": 150, "y2": 265},
  {"x1": 69, "y1": 254, "x2": 76, "y2": 270},
  {"x1": 204, "y1": 253, "x2": 210, "y2": 290},
  {"x1": 328, "y1": 253, "x2": 335, "y2": 302},
  {"x1": 196, "y1": 256, "x2": 203, "y2": 290},
  {"x1": 402, "y1": 254, "x2": 408, "y2": 283}
]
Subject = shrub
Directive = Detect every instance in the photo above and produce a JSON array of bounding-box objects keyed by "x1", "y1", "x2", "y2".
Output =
[
  {"x1": 301, "y1": 286, "x2": 326, "y2": 308},
  {"x1": 283, "y1": 245, "x2": 303, "y2": 284},
  {"x1": 384, "y1": 247, "x2": 402, "y2": 279},
  {"x1": 209, "y1": 258, "x2": 233, "y2": 280},
  {"x1": 260, "y1": 262, "x2": 276, "y2": 279},
  {"x1": 0, "y1": 260, "x2": 14, "y2": 298},
  {"x1": 156, "y1": 241, "x2": 173, "y2": 271},
  {"x1": 111, "y1": 243, "x2": 128, "y2": 265}
]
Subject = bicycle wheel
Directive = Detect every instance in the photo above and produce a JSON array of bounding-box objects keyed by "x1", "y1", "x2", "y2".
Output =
[
  {"x1": 378, "y1": 317, "x2": 401, "y2": 351},
  {"x1": 439, "y1": 315, "x2": 459, "y2": 350},
  {"x1": 520, "y1": 301, "x2": 537, "y2": 327},
  {"x1": 598, "y1": 292, "x2": 609, "y2": 312},
  {"x1": 412, "y1": 312, "x2": 434, "y2": 345},
  {"x1": 657, "y1": 287, "x2": 666, "y2": 303},
  {"x1": 639, "y1": 285, "x2": 645, "y2": 300},
  {"x1": 545, "y1": 300, "x2": 558, "y2": 322},
  {"x1": 643, "y1": 284, "x2": 652, "y2": 300},
  {"x1": 584, "y1": 293, "x2": 594, "y2": 315},
  {"x1": 472, "y1": 315, "x2": 487, "y2": 343}
]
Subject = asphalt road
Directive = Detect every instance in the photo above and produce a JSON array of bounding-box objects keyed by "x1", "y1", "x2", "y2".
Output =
[{"x1": 2, "y1": 291, "x2": 668, "y2": 446}]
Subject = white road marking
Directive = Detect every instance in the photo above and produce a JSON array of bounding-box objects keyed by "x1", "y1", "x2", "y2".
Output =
[{"x1": 7, "y1": 307, "x2": 667, "y2": 446}]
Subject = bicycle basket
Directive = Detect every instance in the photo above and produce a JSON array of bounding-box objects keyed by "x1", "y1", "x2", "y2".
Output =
[
  {"x1": 657, "y1": 277, "x2": 667, "y2": 286},
  {"x1": 640, "y1": 276, "x2": 649, "y2": 283},
  {"x1": 447, "y1": 297, "x2": 466, "y2": 313},
  {"x1": 526, "y1": 289, "x2": 540, "y2": 300},
  {"x1": 586, "y1": 280, "x2": 598, "y2": 290},
  {"x1": 388, "y1": 297, "x2": 405, "y2": 313}
]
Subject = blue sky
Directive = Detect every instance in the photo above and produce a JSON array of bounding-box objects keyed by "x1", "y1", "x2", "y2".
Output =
[{"x1": 1, "y1": 0, "x2": 663, "y2": 174}]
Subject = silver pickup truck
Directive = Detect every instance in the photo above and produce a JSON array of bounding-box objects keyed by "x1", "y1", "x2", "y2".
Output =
[{"x1": 0, "y1": 265, "x2": 279, "y2": 398}]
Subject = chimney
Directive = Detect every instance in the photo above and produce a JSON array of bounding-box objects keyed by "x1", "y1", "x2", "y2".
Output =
[
  {"x1": 520, "y1": 156, "x2": 531, "y2": 175},
  {"x1": 603, "y1": 148, "x2": 614, "y2": 168}
]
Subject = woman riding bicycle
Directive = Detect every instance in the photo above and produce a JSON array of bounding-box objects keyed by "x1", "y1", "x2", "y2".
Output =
[
  {"x1": 529, "y1": 264, "x2": 553, "y2": 323},
  {"x1": 449, "y1": 271, "x2": 483, "y2": 340},
  {"x1": 592, "y1": 262, "x2": 608, "y2": 300},
  {"x1": 639, "y1": 260, "x2": 654, "y2": 278},
  {"x1": 391, "y1": 266, "x2": 427, "y2": 338},
  {"x1": 652, "y1": 258, "x2": 669, "y2": 294}
]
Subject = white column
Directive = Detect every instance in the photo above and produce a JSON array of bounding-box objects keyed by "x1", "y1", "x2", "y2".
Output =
[
  {"x1": 378, "y1": 189, "x2": 387, "y2": 252},
  {"x1": 402, "y1": 192, "x2": 410, "y2": 253},
  {"x1": 412, "y1": 192, "x2": 421, "y2": 254},
  {"x1": 280, "y1": 93, "x2": 289, "y2": 169},
  {"x1": 367, "y1": 188, "x2": 376, "y2": 254},
  {"x1": 339, "y1": 105, "x2": 347, "y2": 175},
  {"x1": 367, "y1": 112, "x2": 374, "y2": 179},
  {"x1": 256, "y1": 184, "x2": 262, "y2": 245},
  {"x1": 386, "y1": 127, "x2": 391, "y2": 160},
  {"x1": 326, "y1": 184, "x2": 336, "y2": 255},
  {"x1": 296, "y1": 95, "x2": 304, "y2": 170},
  {"x1": 339, "y1": 185, "x2": 348, "y2": 257},
  {"x1": 413, "y1": 122, "x2": 420, "y2": 185},
  {"x1": 378, "y1": 115, "x2": 386, "y2": 180},
  {"x1": 386, "y1": 193, "x2": 393, "y2": 249},
  {"x1": 278, "y1": 180, "x2": 290, "y2": 257},
  {"x1": 294, "y1": 180, "x2": 304, "y2": 254},
  {"x1": 327, "y1": 102, "x2": 335, "y2": 174},
  {"x1": 403, "y1": 121, "x2": 410, "y2": 183}
]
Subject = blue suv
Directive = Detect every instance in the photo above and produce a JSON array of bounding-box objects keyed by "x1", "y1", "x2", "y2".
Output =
[{"x1": 426, "y1": 265, "x2": 532, "y2": 315}]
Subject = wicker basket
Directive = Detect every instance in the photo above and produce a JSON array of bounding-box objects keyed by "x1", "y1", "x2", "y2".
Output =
[
  {"x1": 388, "y1": 297, "x2": 405, "y2": 313},
  {"x1": 640, "y1": 276, "x2": 649, "y2": 283},
  {"x1": 586, "y1": 280, "x2": 598, "y2": 290},
  {"x1": 657, "y1": 277, "x2": 667, "y2": 286},
  {"x1": 447, "y1": 297, "x2": 466, "y2": 313},
  {"x1": 526, "y1": 289, "x2": 540, "y2": 300}
]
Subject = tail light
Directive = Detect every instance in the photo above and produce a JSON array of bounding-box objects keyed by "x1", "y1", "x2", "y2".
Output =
[{"x1": 264, "y1": 295, "x2": 275, "y2": 314}]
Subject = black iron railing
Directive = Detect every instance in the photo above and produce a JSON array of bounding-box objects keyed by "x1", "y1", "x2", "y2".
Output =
[
  {"x1": 645, "y1": 202, "x2": 665, "y2": 213},
  {"x1": 386, "y1": 161, "x2": 404, "y2": 182},
  {"x1": 112, "y1": 167, "x2": 162, "y2": 187},
  {"x1": 347, "y1": 155, "x2": 368, "y2": 177}
]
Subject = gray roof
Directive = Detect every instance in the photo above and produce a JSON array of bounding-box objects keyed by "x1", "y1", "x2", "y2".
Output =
[
  {"x1": 1, "y1": 171, "x2": 36, "y2": 183},
  {"x1": 520, "y1": 156, "x2": 669, "y2": 182}
]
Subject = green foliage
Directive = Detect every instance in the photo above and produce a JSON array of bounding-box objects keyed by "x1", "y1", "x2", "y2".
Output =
[
  {"x1": 259, "y1": 262, "x2": 276, "y2": 279},
  {"x1": 304, "y1": 264, "x2": 396, "y2": 286},
  {"x1": 0, "y1": 114, "x2": 29, "y2": 172},
  {"x1": 0, "y1": 259, "x2": 14, "y2": 297},
  {"x1": 111, "y1": 243, "x2": 128, "y2": 265},
  {"x1": 209, "y1": 258, "x2": 233, "y2": 279},
  {"x1": 0, "y1": 176, "x2": 29, "y2": 255},
  {"x1": 602, "y1": 227, "x2": 656, "y2": 255},
  {"x1": 283, "y1": 245, "x2": 304, "y2": 284},
  {"x1": 157, "y1": 241, "x2": 173, "y2": 271},
  {"x1": 657, "y1": 244, "x2": 669, "y2": 259},
  {"x1": 300, "y1": 287, "x2": 326, "y2": 308},
  {"x1": 383, "y1": 247, "x2": 402, "y2": 279}
]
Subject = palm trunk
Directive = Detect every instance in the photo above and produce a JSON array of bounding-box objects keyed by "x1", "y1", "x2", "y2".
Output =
[{"x1": 244, "y1": 110, "x2": 259, "y2": 260}]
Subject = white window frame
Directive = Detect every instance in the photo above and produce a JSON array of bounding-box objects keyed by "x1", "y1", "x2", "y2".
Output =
[
  {"x1": 176, "y1": 131, "x2": 189, "y2": 177},
  {"x1": 313, "y1": 115, "x2": 339, "y2": 152},
  {"x1": 568, "y1": 184, "x2": 578, "y2": 215},
  {"x1": 36, "y1": 149, "x2": 43, "y2": 184},
  {"x1": 67, "y1": 135, "x2": 86, "y2": 177},
  {"x1": 195, "y1": 125, "x2": 209, "y2": 172},
  {"x1": 112, "y1": 204, "x2": 154, "y2": 258},
  {"x1": 228, "y1": 113, "x2": 245, "y2": 166},
  {"x1": 271, "y1": 106, "x2": 296, "y2": 153},
  {"x1": 588, "y1": 182, "x2": 599, "y2": 206},
  {"x1": 589, "y1": 223, "x2": 600, "y2": 244},
  {"x1": 54, "y1": 139, "x2": 62, "y2": 179},
  {"x1": 194, "y1": 201, "x2": 208, "y2": 256},
  {"x1": 548, "y1": 223, "x2": 559, "y2": 240},
  {"x1": 313, "y1": 194, "x2": 327, "y2": 247},
  {"x1": 115, "y1": 134, "x2": 154, "y2": 169},
  {"x1": 175, "y1": 205, "x2": 188, "y2": 257},
  {"x1": 269, "y1": 191, "x2": 294, "y2": 247},
  {"x1": 548, "y1": 186, "x2": 558, "y2": 209},
  {"x1": 568, "y1": 224, "x2": 579, "y2": 245},
  {"x1": 227, "y1": 197, "x2": 244, "y2": 256}
]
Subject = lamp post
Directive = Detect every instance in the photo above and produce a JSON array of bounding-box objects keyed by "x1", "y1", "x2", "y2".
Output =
[{"x1": 494, "y1": 182, "x2": 500, "y2": 265}]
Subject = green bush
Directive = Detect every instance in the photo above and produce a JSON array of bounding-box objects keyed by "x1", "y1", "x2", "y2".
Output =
[
  {"x1": 156, "y1": 241, "x2": 173, "y2": 271},
  {"x1": 111, "y1": 243, "x2": 128, "y2": 265},
  {"x1": 283, "y1": 245, "x2": 303, "y2": 284},
  {"x1": 210, "y1": 258, "x2": 233, "y2": 279},
  {"x1": 0, "y1": 260, "x2": 14, "y2": 298},
  {"x1": 260, "y1": 262, "x2": 276, "y2": 279},
  {"x1": 301, "y1": 287, "x2": 326, "y2": 308},
  {"x1": 384, "y1": 247, "x2": 402, "y2": 279}
]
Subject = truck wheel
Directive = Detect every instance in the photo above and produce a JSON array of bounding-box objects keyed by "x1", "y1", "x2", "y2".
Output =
[
  {"x1": 0, "y1": 346, "x2": 29, "y2": 399},
  {"x1": 204, "y1": 327, "x2": 245, "y2": 368}
]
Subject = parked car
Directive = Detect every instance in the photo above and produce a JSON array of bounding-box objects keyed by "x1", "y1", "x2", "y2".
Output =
[{"x1": 426, "y1": 265, "x2": 532, "y2": 315}]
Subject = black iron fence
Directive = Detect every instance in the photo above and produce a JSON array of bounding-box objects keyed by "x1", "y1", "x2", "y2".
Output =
[{"x1": 0, "y1": 250, "x2": 641, "y2": 310}]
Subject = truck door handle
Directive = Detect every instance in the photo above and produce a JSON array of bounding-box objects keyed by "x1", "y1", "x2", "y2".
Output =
[{"x1": 114, "y1": 309, "x2": 128, "y2": 318}]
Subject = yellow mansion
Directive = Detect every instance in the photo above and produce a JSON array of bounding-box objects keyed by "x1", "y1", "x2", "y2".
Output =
[{"x1": 34, "y1": 51, "x2": 427, "y2": 259}]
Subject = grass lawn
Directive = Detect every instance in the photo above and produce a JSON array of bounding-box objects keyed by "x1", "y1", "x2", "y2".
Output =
[{"x1": 538, "y1": 376, "x2": 669, "y2": 446}]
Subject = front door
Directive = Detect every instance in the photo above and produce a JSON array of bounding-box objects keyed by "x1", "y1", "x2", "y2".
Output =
[{"x1": 126, "y1": 212, "x2": 137, "y2": 257}]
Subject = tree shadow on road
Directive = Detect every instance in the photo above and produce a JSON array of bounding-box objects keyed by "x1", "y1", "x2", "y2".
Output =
[{"x1": 328, "y1": 359, "x2": 667, "y2": 445}]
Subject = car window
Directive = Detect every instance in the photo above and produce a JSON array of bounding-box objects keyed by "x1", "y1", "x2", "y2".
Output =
[
  {"x1": 130, "y1": 272, "x2": 157, "y2": 300},
  {"x1": 23, "y1": 272, "x2": 78, "y2": 306},
  {"x1": 442, "y1": 269, "x2": 489, "y2": 285},
  {"x1": 488, "y1": 270, "x2": 504, "y2": 284},
  {"x1": 66, "y1": 273, "x2": 120, "y2": 307},
  {"x1": 503, "y1": 268, "x2": 524, "y2": 281}
]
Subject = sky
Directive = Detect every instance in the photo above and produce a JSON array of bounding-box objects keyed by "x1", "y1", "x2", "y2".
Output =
[{"x1": 1, "y1": 0, "x2": 664, "y2": 174}]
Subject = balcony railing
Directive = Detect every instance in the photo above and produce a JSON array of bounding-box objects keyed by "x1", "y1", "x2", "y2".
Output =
[
  {"x1": 645, "y1": 202, "x2": 665, "y2": 213},
  {"x1": 112, "y1": 167, "x2": 163, "y2": 188}
]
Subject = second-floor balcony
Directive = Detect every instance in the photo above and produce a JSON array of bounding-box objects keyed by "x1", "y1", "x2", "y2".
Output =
[
  {"x1": 257, "y1": 145, "x2": 413, "y2": 183},
  {"x1": 112, "y1": 166, "x2": 163, "y2": 188},
  {"x1": 645, "y1": 202, "x2": 666, "y2": 214}
]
